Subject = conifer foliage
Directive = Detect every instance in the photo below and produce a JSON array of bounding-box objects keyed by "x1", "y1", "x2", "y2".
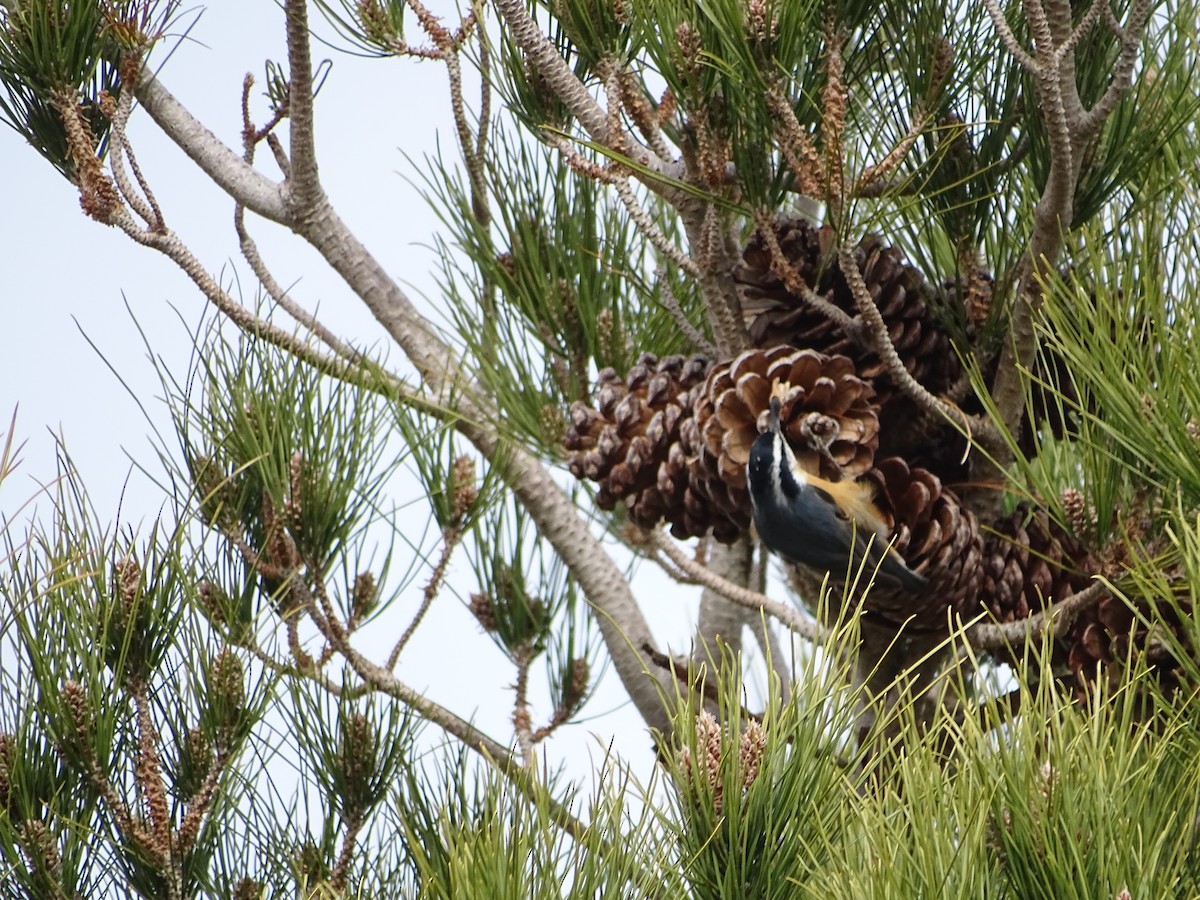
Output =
[{"x1": 3, "y1": 0, "x2": 1200, "y2": 896}]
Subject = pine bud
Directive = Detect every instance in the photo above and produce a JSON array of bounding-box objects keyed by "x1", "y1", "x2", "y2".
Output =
[
  {"x1": 469, "y1": 592, "x2": 498, "y2": 632},
  {"x1": 0, "y1": 733, "x2": 13, "y2": 813},
  {"x1": 738, "y1": 720, "x2": 766, "y2": 792},
  {"x1": 209, "y1": 650, "x2": 245, "y2": 735},
  {"x1": 450, "y1": 455, "x2": 478, "y2": 526},
  {"x1": 61, "y1": 680, "x2": 93, "y2": 746},
  {"x1": 176, "y1": 727, "x2": 213, "y2": 800},
  {"x1": 338, "y1": 712, "x2": 379, "y2": 815},
  {"x1": 352, "y1": 572, "x2": 378, "y2": 621}
]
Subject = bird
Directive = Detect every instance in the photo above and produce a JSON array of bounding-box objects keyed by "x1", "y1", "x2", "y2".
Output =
[{"x1": 747, "y1": 397, "x2": 928, "y2": 592}]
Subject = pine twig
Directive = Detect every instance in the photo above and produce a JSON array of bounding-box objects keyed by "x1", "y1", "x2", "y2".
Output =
[
  {"x1": 753, "y1": 211, "x2": 863, "y2": 341},
  {"x1": 968, "y1": 580, "x2": 1109, "y2": 650},
  {"x1": 837, "y1": 243, "x2": 993, "y2": 448},
  {"x1": 387, "y1": 527, "x2": 462, "y2": 669},
  {"x1": 653, "y1": 268, "x2": 717, "y2": 356},
  {"x1": 646, "y1": 529, "x2": 827, "y2": 644}
]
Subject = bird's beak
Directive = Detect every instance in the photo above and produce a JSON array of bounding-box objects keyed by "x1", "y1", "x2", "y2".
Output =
[{"x1": 766, "y1": 396, "x2": 783, "y2": 434}]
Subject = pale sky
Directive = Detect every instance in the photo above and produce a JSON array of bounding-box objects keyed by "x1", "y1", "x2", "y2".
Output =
[{"x1": 0, "y1": 2, "x2": 710, "y2": 790}]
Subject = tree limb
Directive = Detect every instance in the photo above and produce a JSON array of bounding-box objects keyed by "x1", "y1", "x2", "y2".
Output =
[
  {"x1": 968, "y1": 580, "x2": 1109, "y2": 650},
  {"x1": 135, "y1": 75, "x2": 286, "y2": 223},
  {"x1": 648, "y1": 530, "x2": 827, "y2": 644}
]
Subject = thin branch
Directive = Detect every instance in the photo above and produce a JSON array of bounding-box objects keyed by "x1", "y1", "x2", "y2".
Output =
[
  {"x1": 646, "y1": 529, "x2": 827, "y2": 644},
  {"x1": 753, "y1": 211, "x2": 863, "y2": 340},
  {"x1": 175, "y1": 745, "x2": 231, "y2": 855},
  {"x1": 106, "y1": 206, "x2": 375, "y2": 387},
  {"x1": 611, "y1": 177, "x2": 699, "y2": 279},
  {"x1": 1078, "y1": 0, "x2": 1155, "y2": 139},
  {"x1": 653, "y1": 268, "x2": 717, "y2": 357},
  {"x1": 684, "y1": 204, "x2": 746, "y2": 354},
  {"x1": 108, "y1": 56, "x2": 162, "y2": 230},
  {"x1": 980, "y1": 0, "x2": 1038, "y2": 72},
  {"x1": 131, "y1": 678, "x2": 180, "y2": 898},
  {"x1": 513, "y1": 647, "x2": 535, "y2": 766},
  {"x1": 491, "y1": 0, "x2": 647, "y2": 167},
  {"x1": 475, "y1": 0, "x2": 491, "y2": 174},
  {"x1": 854, "y1": 108, "x2": 932, "y2": 196},
  {"x1": 837, "y1": 244, "x2": 992, "y2": 446},
  {"x1": 438, "y1": 13, "x2": 490, "y2": 226},
  {"x1": 766, "y1": 80, "x2": 823, "y2": 197},
  {"x1": 386, "y1": 528, "x2": 460, "y2": 669},
  {"x1": 968, "y1": 580, "x2": 1109, "y2": 650},
  {"x1": 330, "y1": 809, "x2": 365, "y2": 892},
  {"x1": 620, "y1": 69, "x2": 676, "y2": 164},
  {"x1": 236, "y1": 78, "x2": 362, "y2": 366},
  {"x1": 283, "y1": 0, "x2": 321, "y2": 208}
]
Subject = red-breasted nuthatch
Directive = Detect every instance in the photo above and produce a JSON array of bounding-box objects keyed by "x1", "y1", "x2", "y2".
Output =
[{"x1": 747, "y1": 398, "x2": 928, "y2": 592}]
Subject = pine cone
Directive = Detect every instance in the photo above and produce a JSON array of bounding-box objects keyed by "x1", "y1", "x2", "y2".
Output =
[
  {"x1": 680, "y1": 346, "x2": 880, "y2": 539},
  {"x1": 735, "y1": 216, "x2": 837, "y2": 349},
  {"x1": 733, "y1": 218, "x2": 962, "y2": 401},
  {"x1": 1065, "y1": 590, "x2": 1193, "y2": 703},
  {"x1": 564, "y1": 353, "x2": 711, "y2": 528},
  {"x1": 856, "y1": 457, "x2": 984, "y2": 629},
  {"x1": 979, "y1": 506, "x2": 1094, "y2": 624}
]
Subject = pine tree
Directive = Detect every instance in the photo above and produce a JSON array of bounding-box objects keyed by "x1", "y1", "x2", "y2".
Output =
[{"x1": 2, "y1": 0, "x2": 1200, "y2": 896}]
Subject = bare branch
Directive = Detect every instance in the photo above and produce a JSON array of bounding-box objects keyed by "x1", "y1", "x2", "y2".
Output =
[
  {"x1": 135, "y1": 74, "x2": 287, "y2": 222},
  {"x1": 653, "y1": 268, "x2": 717, "y2": 357},
  {"x1": 283, "y1": 0, "x2": 321, "y2": 207},
  {"x1": 837, "y1": 244, "x2": 992, "y2": 446},
  {"x1": 491, "y1": 0, "x2": 631, "y2": 160},
  {"x1": 235, "y1": 78, "x2": 362, "y2": 365},
  {"x1": 1079, "y1": 0, "x2": 1155, "y2": 139},
  {"x1": 611, "y1": 177, "x2": 699, "y2": 278},
  {"x1": 107, "y1": 206, "x2": 375, "y2": 386},
  {"x1": 692, "y1": 539, "x2": 753, "y2": 668},
  {"x1": 386, "y1": 528, "x2": 460, "y2": 669},
  {"x1": 513, "y1": 647, "x2": 535, "y2": 765},
  {"x1": 108, "y1": 56, "x2": 162, "y2": 230},
  {"x1": 968, "y1": 580, "x2": 1109, "y2": 650},
  {"x1": 647, "y1": 529, "x2": 827, "y2": 644},
  {"x1": 753, "y1": 211, "x2": 863, "y2": 340},
  {"x1": 133, "y1": 12, "x2": 678, "y2": 738}
]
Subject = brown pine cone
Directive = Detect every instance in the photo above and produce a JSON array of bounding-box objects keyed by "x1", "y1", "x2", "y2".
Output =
[
  {"x1": 979, "y1": 506, "x2": 1094, "y2": 624},
  {"x1": 855, "y1": 457, "x2": 983, "y2": 630},
  {"x1": 679, "y1": 346, "x2": 880, "y2": 539},
  {"x1": 1065, "y1": 589, "x2": 1193, "y2": 703},
  {"x1": 735, "y1": 216, "x2": 838, "y2": 349},
  {"x1": 563, "y1": 353, "x2": 711, "y2": 527},
  {"x1": 733, "y1": 218, "x2": 962, "y2": 402}
]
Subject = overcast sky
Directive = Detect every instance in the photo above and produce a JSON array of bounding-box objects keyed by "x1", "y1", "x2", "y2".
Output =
[{"x1": 0, "y1": 3, "x2": 717, "y2": 788}]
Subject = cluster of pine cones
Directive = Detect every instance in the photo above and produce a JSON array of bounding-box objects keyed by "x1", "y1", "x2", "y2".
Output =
[{"x1": 562, "y1": 215, "x2": 1190, "y2": 697}]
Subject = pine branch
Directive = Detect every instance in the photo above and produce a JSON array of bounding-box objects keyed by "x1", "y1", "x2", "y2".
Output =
[
  {"x1": 691, "y1": 539, "x2": 753, "y2": 668},
  {"x1": 968, "y1": 580, "x2": 1109, "y2": 650},
  {"x1": 647, "y1": 529, "x2": 827, "y2": 644},
  {"x1": 135, "y1": 74, "x2": 285, "y2": 222},
  {"x1": 283, "y1": 0, "x2": 321, "y2": 209}
]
